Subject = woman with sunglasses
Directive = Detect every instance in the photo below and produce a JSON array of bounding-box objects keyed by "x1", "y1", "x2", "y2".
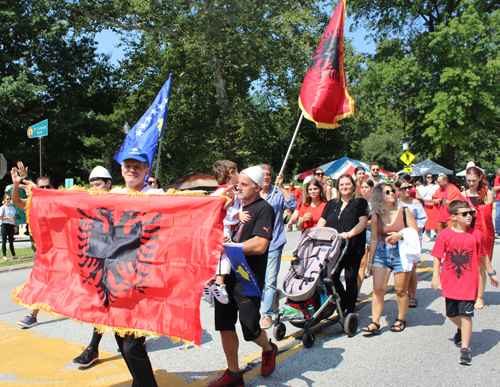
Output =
[
  {"x1": 418, "y1": 174, "x2": 439, "y2": 242},
  {"x1": 1, "y1": 195, "x2": 18, "y2": 261},
  {"x1": 464, "y1": 166, "x2": 494, "y2": 309},
  {"x1": 314, "y1": 169, "x2": 332, "y2": 201},
  {"x1": 362, "y1": 183, "x2": 419, "y2": 334},
  {"x1": 317, "y1": 174, "x2": 369, "y2": 315},
  {"x1": 297, "y1": 178, "x2": 328, "y2": 232},
  {"x1": 396, "y1": 179, "x2": 428, "y2": 308}
]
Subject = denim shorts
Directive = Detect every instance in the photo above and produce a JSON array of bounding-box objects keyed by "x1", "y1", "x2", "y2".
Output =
[{"x1": 373, "y1": 241, "x2": 405, "y2": 272}]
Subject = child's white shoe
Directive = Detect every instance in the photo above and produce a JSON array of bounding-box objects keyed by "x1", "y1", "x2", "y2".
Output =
[
  {"x1": 210, "y1": 284, "x2": 229, "y2": 304},
  {"x1": 203, "y1": 284, "x2": 213, "y2": 303}
]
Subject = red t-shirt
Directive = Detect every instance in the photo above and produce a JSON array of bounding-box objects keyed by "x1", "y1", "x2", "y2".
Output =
[
  {"x1": 435, "y1": 188, "x2": 452, "y2": 223},
  {"x1": 287, "y1": 187, "x2": 302, "y2": 202},
  {"x1": 299, "y1": 201, "x2": 327, "y2": 232},
  {"x1": 431, "y1": 227, "x2": 487, "y2": 301},
  {"x1": 494, "y1": 176, "x2": 500, "y2": 201}
]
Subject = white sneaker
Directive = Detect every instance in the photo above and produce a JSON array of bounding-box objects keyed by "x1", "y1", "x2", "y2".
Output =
[
  {"x1": 424, "y1": 237, "x2": 432, "y2": 242},
  {"x1": 211, "y1": 284, "x2": 229, "y2": 304},
  {"x1": 203, "y1": 284, "x2": 213, "y2": 303}
]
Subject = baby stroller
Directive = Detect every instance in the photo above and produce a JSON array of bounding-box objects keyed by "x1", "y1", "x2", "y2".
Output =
[{"x1": 273, "y1": 227, "x2": 357, "y2": 348}]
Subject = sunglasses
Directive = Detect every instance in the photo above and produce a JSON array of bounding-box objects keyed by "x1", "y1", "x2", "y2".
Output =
[
  {"x1": 263, "y1": 173, "x2": 272, "y2": 177},
  {"x1": 384, "y1": 189, "x2": 396, "y2": 195},
  {"x1": 314, "y1": 172, "x2": 324, "y2": 176},
  {"x1": 426, "y1": 176, "x2": 433, "y2": 179},
  {"x1": 147, "y1": 180, "x2": 155, "y2": 185},
  {"x1": 371, "y1": 169, "x2": 380, "y2": 172},
  {"x1": 400, "y1": 186, "x2": 412, "y2": 191},
  {"x1": 39, "y1": 185, "x2": 51, "y2": 189},
  {"x1": 453, "y1": 211, "x2": 476, "y2": 217}
]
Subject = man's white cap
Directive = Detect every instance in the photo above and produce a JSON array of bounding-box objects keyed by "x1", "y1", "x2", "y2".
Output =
[
  {"x1": 89, "y1": 166, "x2": 112, "y2": 181},
  {"x1": 241, "y1": 166, "x2": 264, "y2": 187},
  {"x1": 466, "y1": 161, "x2": 475, "y2": 168},
  {"x1": 303, "y1": 175, "x2": 313, "y2": 185}
]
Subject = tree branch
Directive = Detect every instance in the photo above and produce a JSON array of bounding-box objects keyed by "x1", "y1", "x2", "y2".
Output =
[{"x1": 85, "y1": 13, "x2": 180, "y2": 37}]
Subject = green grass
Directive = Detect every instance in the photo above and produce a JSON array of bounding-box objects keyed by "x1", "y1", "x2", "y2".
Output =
[
  {"x1": 0, "y1": 258, "x2": 34, "y2": 267},
  {"x1": 3, "y1": 247, "x2": 34, "y2": 258}
]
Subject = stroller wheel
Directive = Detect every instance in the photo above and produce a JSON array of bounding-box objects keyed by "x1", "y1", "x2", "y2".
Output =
[
  {"x1": 344, "y1": 313, "x2": 358, "y2": 337},
  {"x1": 302, "y1": 331, "x2": 315, "y2": 348},
  {"x1": 273, "y1": 323, "x2": 286, "y2": 341}
]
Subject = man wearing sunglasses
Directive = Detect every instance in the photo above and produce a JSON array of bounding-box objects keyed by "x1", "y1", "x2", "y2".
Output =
[
  {"x1": 369, "y1": 161, "x2": 383, "y2": 185},
  {"x1": 9, "y1": 165, "x2": 53, "y2": 328}
]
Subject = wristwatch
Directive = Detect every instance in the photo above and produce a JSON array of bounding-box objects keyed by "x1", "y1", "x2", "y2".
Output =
[{"x1": 487, "y1": 270, "x2": 497, "y2": 276}]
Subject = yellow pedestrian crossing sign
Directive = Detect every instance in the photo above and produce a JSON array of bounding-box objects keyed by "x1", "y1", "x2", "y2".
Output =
[{"x1": 400, "y1": 151, "x2": 415, "y2": 165}]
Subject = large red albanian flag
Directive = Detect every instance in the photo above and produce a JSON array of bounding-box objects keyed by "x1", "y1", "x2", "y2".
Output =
[
  {"x1": 13, "y1": 189, "x2": 225, "y2": 345},
  {"x1": 299, "y1": 0, "x2": 354, "y2": 128}
]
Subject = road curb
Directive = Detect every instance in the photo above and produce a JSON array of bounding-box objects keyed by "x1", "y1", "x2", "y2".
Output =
[{"x1": 0, "y1": 260, "x2": 34, "y2": 272}]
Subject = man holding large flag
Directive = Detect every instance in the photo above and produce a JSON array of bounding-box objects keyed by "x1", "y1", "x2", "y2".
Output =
[{"x1": 212, "y1": 166, "x2": 278, "y2": 387}]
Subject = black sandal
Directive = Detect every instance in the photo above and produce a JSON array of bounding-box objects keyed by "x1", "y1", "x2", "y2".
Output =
[
  {"x1": 390, "y1": 319, "x2": 406, "y2": 332},
  {"x1": 361, "y1": 322, "x2": 380, "y2": 335}
]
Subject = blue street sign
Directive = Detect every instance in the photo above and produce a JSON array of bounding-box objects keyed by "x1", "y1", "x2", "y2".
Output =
[{"x1": 27, "y1": 119, "x2": 48, "y2": 138}]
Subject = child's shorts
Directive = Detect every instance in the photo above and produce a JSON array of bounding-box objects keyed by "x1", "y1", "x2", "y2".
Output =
[{"x1": 445, "y1": 298, "x2": 474, "y2": 318}]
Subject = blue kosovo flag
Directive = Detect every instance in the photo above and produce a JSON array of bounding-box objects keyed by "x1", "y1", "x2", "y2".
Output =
[
  {"x1": 114, "y1": 74, "x2": 172, "y2": 171},
  {"x1": 223, "y1": 243, "x2": 261, "y2": 297}
]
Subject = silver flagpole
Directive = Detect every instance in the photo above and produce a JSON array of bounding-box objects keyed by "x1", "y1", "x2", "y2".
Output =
[{"x1": 269, "y1": 111, "x2": 305, "y2": 202}]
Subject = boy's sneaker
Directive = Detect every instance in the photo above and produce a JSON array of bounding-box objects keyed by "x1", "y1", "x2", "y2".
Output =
[
  {"x1": 261, "y1": 340, "x2": 278, "y2": 377},
  {"x1": 209, "y1": 369, "x2": 244, "y2": 387},
  {"x1": 73, "y1": 347, "x2": 99, "y2": 367},
  {"x1": 453, "y1": 328, "x2": 462, "y2": 347},
  {"x1": 17, "y1": 314, "x2": 38, "y2": 328},
  {"x1": 203, "y1": 284, "x2": 214, "y2": 303},
  {"x1": 459, "y1": 348, "x2": 472, "y2": 365},
  {"x1": 211, "y1": 284, "x2": 229, "y2": 304}
]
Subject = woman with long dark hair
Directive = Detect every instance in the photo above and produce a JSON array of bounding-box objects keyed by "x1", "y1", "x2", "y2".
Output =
[
  {"x1": 317, "y1": 174, "x2": 369, "y2": 314},
  {"x1": 297, "y1": 178, "x2": 328, "y2": 232},
  {"x1": 362, "y1": 183, "x2": 419, "y2": 334},
  {"x1": 358, "y1": 178, "x2": 375, "y2": 291},
  {"x1": 464, "y1": 166, "x2": 494, "y2": 309},
  {"x1": 1, "y1": 194, "x2": 18, "y2": 261}
]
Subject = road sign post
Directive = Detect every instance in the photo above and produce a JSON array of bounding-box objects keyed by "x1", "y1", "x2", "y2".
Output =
[
  {"x1": 27, "y1": 119, "x2": 48, "y2": 177},
  {"x1": 0, "y1": 153, "x2": 7, "y2": 179}
]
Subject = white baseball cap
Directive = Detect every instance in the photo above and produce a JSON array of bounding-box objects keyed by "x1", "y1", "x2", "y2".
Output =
[
  {"x1": 466, "y1": 161, "x2": 475, "y2": 168},
  {"x1": 241, "y1": 166, "x2": 264, "y2": 187},
  {"x1": 303, "y1": 175, "x2": 313, "y2": 185},
  {"x1": 89, "y1": 166, "x2": 112, "y2": 181}
]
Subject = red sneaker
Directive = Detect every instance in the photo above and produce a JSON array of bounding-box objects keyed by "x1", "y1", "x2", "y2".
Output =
[
  {"x1": 261, "y1": 340, "x2": 278, "y2": 377},
  {"x1": 209, "y1": 369, "x2": 245, "y2": 387}
]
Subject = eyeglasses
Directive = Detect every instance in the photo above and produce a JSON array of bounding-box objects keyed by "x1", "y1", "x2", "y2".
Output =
[
  {"x1": 314, "y1": 172, "x2": 324, "y2": 176},
  {"x1": 400, "y1": 186, "x2": 412, "y2": 191},
  {"x1": 38, "y1": 185, "x2": 51, "y2": 189},
  {"x1": 384, "y1": 189, "x2": 396, "y2": 195},
  {"x1": 453, "y1": 211, "x2": 476, "y2": 217},
  {"x1": 426, "y1": 176, "x2": 433, "y2": 179},
  {"x1": 263, "y1": 173, "x2": 272, "y2": 177}
]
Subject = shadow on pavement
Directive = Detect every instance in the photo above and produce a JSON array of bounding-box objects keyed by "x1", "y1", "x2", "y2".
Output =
[{"x1": 146, "y1": 329, "x2": 213, "y2": 353}]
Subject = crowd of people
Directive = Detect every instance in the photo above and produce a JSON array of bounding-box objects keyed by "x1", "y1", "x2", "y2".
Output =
[{"x1": 2, "y1": 156, "x2": 499, "y2": 386}]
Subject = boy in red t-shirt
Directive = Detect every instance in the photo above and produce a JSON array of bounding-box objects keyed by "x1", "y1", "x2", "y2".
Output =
[{"x1": 431, "y1": 200, "x2": 498, "y2": 365}]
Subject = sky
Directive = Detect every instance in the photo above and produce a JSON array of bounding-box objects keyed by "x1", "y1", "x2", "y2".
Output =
[{"x1": 95, "y1": 15, "x2": 376, "y2": 66}]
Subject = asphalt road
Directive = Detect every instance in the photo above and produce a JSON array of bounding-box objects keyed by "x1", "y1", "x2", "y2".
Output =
[{"x1": 1, "y1": 230, "x2": 499, "y2": 386}]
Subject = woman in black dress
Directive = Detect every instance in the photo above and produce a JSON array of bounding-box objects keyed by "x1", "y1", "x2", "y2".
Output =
[{"x1": 317, "y1": 174, "x2": 369, "y2": 314}]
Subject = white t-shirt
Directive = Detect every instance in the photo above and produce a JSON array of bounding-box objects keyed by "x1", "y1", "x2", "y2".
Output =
[
  {"x1": 110, "y1": 186, "x2": 164, "y2": 194},
  {"x1": 0, "y1": 205, "x2": 16, "y2": 225}
]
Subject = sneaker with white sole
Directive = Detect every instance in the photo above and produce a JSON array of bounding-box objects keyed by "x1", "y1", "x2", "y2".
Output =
[
  {"x1": 459, "y1": 348, "x2": 472, "y2": 365},
  {"x1": 211, "y1": 284, "x2": 229, "y2": 304},
  {"x1": 73, "y1": 347, "x2": 99, "y2": 367},
  {"x1": 203, "y1": 284, "x2": 214, "y2": 303},
  {"x1": 17, "y1": 314, "x2": 38, "y2": 328},
  {"x1": 424, "y1": 237, "x2": 432, "y2": 242}
]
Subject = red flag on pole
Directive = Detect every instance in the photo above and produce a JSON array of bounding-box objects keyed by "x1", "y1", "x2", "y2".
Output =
[
  {"x1": 299, "y1": 0, "x2": 354, "y2": 128},
  {"x1": 13, "y1": 189, "x2": 225, "y2": 345}
]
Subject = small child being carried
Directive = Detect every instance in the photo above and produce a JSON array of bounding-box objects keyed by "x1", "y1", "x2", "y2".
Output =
[
  {"x1": 431, "y1": 200, "x2": 498, "y2": 365},
  {"x1": 203, "y1": 160, "x2": 250, "y2": 304}
]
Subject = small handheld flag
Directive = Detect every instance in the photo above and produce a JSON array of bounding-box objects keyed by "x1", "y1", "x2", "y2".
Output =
[
  {"x1": 223, "y1": 243, "x2": 261, "y2": 297},
  {"x1": 114, "y1": 74, "x2": 172, "y2": 171},
  {"x1": 299, "y1": 0, "x2": 354, "y2": 129}
]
